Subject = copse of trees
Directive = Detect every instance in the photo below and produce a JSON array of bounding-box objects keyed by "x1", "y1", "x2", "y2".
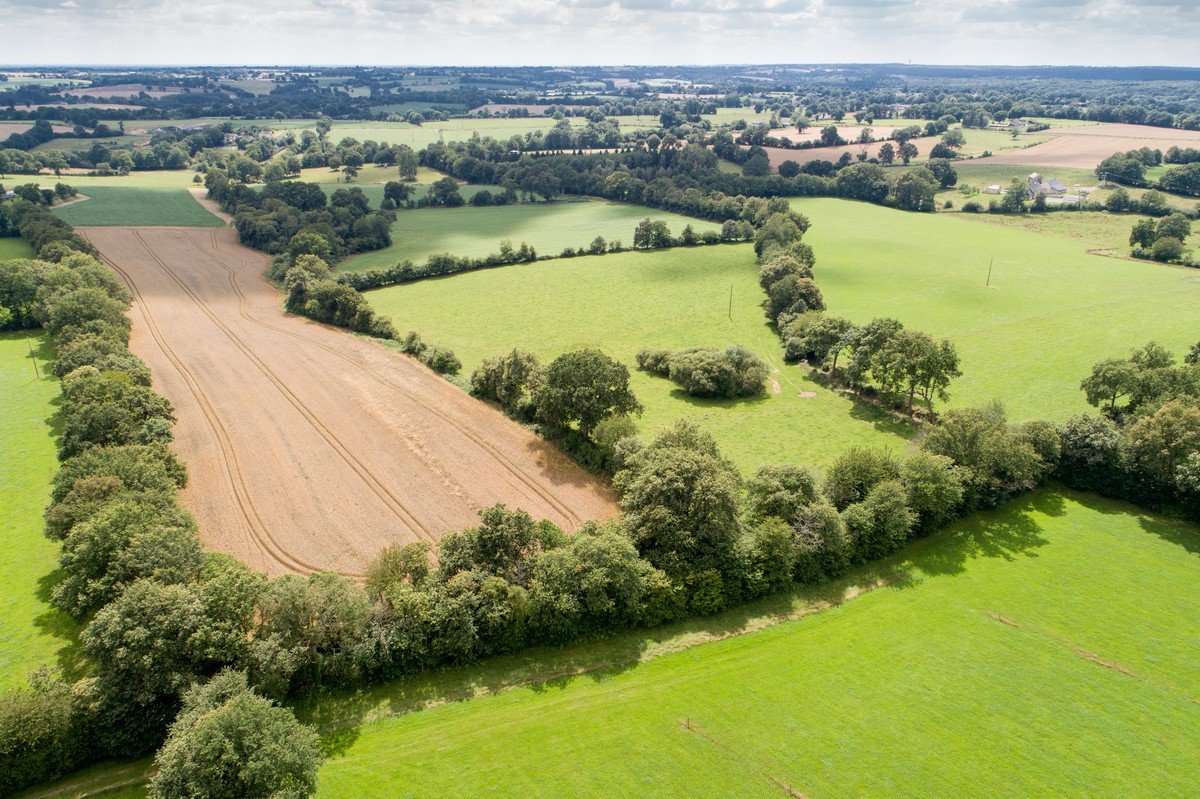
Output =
[
  {"x1": 636, "y1": 345, "x2": 769, "y2": 399},
  {"x1": 1129, "y1": 213, "x2": 1192, "y2": 263},
  {"x1": 205, "y1": 171, "x2": 393, "y2": 258},
  {"x1": 779, "y1": 312, "x2": 961, "y2": 417}
]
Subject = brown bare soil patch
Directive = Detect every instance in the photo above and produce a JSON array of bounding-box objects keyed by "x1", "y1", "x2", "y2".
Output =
[
  {"x1": 63, "y1": 83, "x2": 186, "y2": 100},
  {"x1": 976, "y1": 123, "x2": 1200, "y2": 170},
  {"x1": 81, "y1": 226, "x2": 617, "y2": 577}
]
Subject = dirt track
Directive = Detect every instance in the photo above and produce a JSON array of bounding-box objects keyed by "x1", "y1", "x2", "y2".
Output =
[{"x1": 81, "y1": 226, "x2": 617, "y2": 577}]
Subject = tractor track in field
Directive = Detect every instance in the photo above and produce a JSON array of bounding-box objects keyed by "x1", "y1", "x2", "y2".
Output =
[
  {"x1": 80, "y1": 226, "x2": 616, "y2": 577},
  {"x1": 127, "y1": 228, "x2": 438, "y2": 551},
  {"x1": 194, "y1": 229, "x2": 585, "y2": 528}
]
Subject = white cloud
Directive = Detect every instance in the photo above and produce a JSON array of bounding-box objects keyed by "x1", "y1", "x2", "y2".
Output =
[{"x1": 0, "y1": 0, "x2": 1194, "y2": 65}]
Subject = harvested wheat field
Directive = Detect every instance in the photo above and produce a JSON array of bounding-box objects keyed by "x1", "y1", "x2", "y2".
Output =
[
  {"x1": 976, "y1": 123, "x2": 1200, "y2": 169},
  {"x1": 80, "y1": 226, "x2": 617, "y2": 577}
]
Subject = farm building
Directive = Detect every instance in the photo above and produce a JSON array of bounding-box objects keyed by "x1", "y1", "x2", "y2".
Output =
[{"x1": 1026, "y1": 172, "x2": 1067, "y2": 198}]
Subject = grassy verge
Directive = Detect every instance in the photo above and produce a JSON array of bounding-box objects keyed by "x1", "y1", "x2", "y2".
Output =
[{"x1": 0, "y1": 331, "x2": 78, "y2": 691}]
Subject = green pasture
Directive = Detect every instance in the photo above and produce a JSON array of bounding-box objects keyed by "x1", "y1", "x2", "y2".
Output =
[
  {"x1": 218, "y1": 79, "x2": 277, "y2": 95},
  {"x1": 0, "y1": 237, "x2": 34, "y2": 259},
  {"x1": 40, "y1": 170, "x2": 199, "y2": 189},
  {"x1": 952, "y1": 162, "x2": 1099, "y2": 191},
  {"x1": 309, "y1": 490, "x2": 1200, "y2": 798},
  {"x1": 341, "y1": 201, "x2": 724, "y2": 269},
  {"x1": 366, "y1": 243, "x2": 910, "y2": 475},
  {"x1": 32, "y1": 135, "x2": 148, "y2": 153},
  {"x1": 369, "y1": 101, "x2": 467, "y2": 115},
  {"x1": 0, "y1": 331, "x2": 77, "y2": 691},
  {"x1": 956, "y1": 208, "x2": 1139, "y2": 252},
  {"x1": 953, "y1": 127, "x2": 1055, "y2": 158},
  {"x1": 271, "y1": 118, "x2": 594, "y2": 149},
  {"x1": 53, "y1": 187, "x2": 223, "y2": 227},
  {"x1": 793, "y1": 197, "x2": 1200, "y2": 420},
  {"x1": 19, "y1": 490, "x2": 1200, "y2": 798}
]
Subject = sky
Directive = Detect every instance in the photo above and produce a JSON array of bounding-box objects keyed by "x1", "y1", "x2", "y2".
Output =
[{"x1": 0, "y1": 0, "x2": 1197, "y2": 67}]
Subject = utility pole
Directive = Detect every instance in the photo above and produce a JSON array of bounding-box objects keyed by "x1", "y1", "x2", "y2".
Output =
[
  {"x1": 728, "y1": 283, "x2": 733, "y2": 320},
  {"x1": 986, "y1": 257, "x2": 993, "y2": 288}
]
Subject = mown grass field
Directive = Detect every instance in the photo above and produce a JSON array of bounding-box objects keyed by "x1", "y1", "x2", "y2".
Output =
[
  {"x1": 367, "y1": 243, "x2": 911, "y2": 475},
  {"x1": 304, "y1": 490, "x2": 1200, "y2": 798},
  {"x1": 42, "y1": 169, "x2": 200, "y2": 189},
  {"x1": 0, "y1": 237, "x2": 34, "y2": 259},
  {"x1": 53, "y1": 187, "x2": 224, "y2": 227},
  {"x1": 954, "y1": 208, "x2": 1140, "y2": 252},
  {"x1": 949, "y1": 161, "x2": 1099, "y2": 191},
  {"x1": 341, "y1": 201, "x2": 725, "y2": 269},
  {"x1": 794, "y1": 198, "x2": 1200, "y2": 420},
  {"x1": 0, "y1": 331, "x2": 77, "y2": 691},
  {"x1": 27, "y1": 490, "x2": 1199, "y2": 799}
]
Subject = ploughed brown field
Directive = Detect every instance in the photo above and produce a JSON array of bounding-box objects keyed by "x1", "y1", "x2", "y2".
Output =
[
  {"x1": 976, "y1": 123, "x2": 1200, "y2": 169},
  {"x1": 81, "y1": 226, "x2": 617, "y2": 577}
]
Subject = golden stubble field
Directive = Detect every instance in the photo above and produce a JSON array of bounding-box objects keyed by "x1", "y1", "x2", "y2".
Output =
[{"x1": 82, "y1": 226, "x2": 616, "y2": 577}]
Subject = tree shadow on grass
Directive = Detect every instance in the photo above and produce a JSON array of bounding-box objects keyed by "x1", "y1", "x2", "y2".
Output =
[
  {"x1": 33, "y1": 568, "x2": 87, "y2": 683},
  {"x1": 911, "y1": 489, "x2": 1063, "y2": 578},
  {"x1": 297, "y1": 570, "x2": 895, "y2": 756}
]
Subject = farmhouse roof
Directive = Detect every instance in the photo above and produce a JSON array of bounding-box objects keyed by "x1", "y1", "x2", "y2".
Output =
[{"x1": 1027, "y1": 173, "x2": 1067, "y2": 197}]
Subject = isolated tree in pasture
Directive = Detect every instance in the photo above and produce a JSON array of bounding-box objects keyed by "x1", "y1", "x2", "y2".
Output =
[
  {"x1": 898, "y1": 141, "x2": 919, "y2": 165},
  {"x1": 534, "y1": 349, "x2": 642, "y2": 439},
  {"x1": 148, "y1": 670, "x2": 322, "y2": 799},
  {"x1": 877, "y1": 142, "x2": 895, "y2": 165},
  {"x1": 941, "y1": 129, "x2": 966, "y2": 149}
]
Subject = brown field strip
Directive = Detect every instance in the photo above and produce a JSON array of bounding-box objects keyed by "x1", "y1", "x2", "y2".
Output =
[
  {"x1": 974, "y1": 123, "x2": 1200, "y2": 169},
  {"x1": 81, "y1": 226, "x2": 617, "y2": 577}
]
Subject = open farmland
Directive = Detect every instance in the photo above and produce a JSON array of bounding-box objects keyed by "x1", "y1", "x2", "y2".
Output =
[
  {"x1": 340, "y1": 201, "x2": 724, "y2": 269},
  {"x1": 365, "y1": 244, "x2": 912, "y2": 476},
  {"x1": 306, "y1": 490, "x2": 1200, "y2": 798},
  {"x1": 0, "y1": 332, "x2": 77, "y2": 691},
  {"x1": 80, "y1": 226, "x2": 616, "y2": 577},
  {"x1": 794, "y1": 198, "x2": 1200, "y2": 419},
  {"x1": 53, "y1": 187, "x2": 225, "y2": 227},
  {"x1": 975, "y1": 123, "x2": 1200, "y2": 169}
]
